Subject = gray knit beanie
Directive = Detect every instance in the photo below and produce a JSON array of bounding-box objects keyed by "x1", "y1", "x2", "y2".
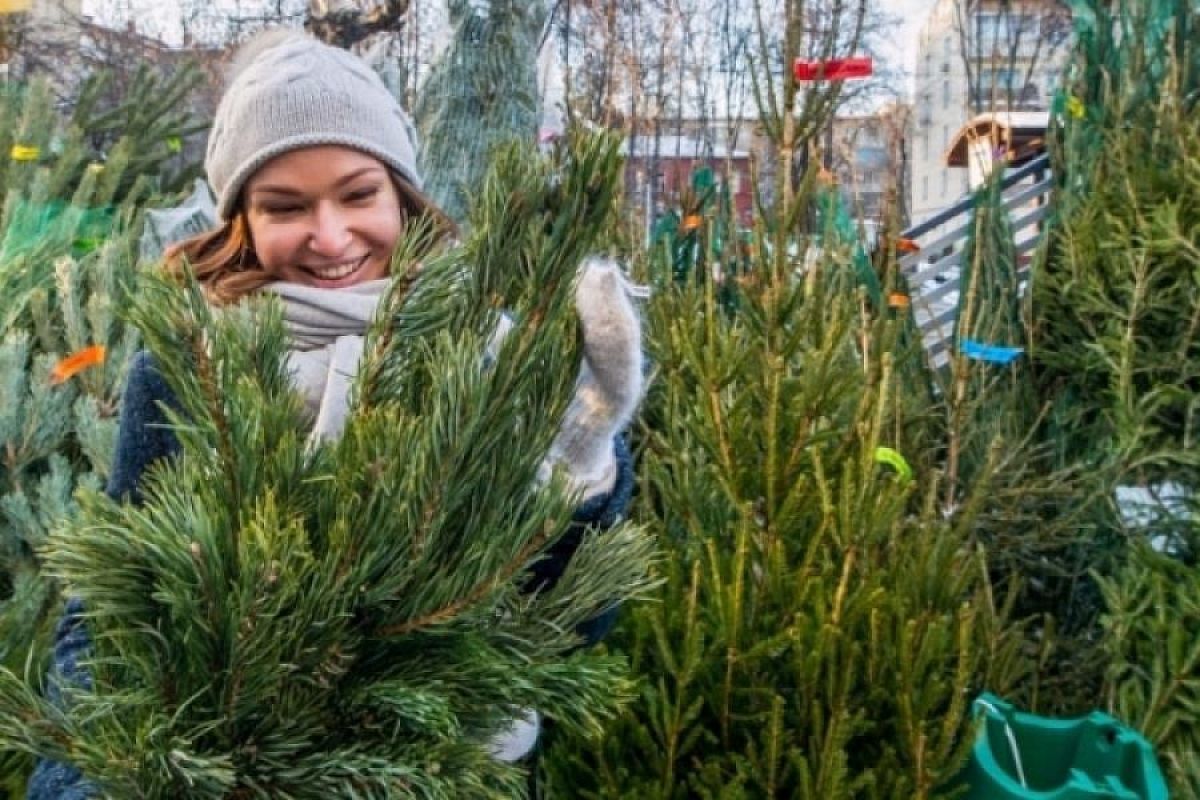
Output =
[{"x1": 206, "y1": 30, "x2": 423, "y2": 220}]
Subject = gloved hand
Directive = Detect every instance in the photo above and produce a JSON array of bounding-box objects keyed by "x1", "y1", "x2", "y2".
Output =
[{"x1": 540, "y1": 255, "x2": 645, "y2": 500}]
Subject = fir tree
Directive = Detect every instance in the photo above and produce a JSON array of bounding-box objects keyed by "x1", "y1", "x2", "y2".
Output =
[
  {"x1": 0, "y1": 66, "x2": 203, "y2": 794},
  {"x1": 0, "y1": 131, "x2": 655, "y2": 798},
  {"x1": 1029, "y1": 0, "x2": 1200, "y2": 789},
  {"x1": 1033, "y1": 0, "x2": 1200, "y2": 478},
  {"x1": 412, "y1": 0, "x2": 545, "y2": 227},
  {"x1": 1098, "y1": 537, "x2": 1200, "y2": 799},
  {"x1": 543, "y1": 181, "x2": 1027, "y2": 797},
  {"x1": 945, "y1": 166, "x2": 1031, "y2": 496}
]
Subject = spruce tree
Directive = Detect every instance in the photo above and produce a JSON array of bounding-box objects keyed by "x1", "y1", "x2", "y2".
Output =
[
  {"x1": 0, "y1": 131, "x2": 655, "y2": 798},
  {"x1": 542, "y1": 175, "x2": 1027, "y2": 796},
  {"x1": 412, "y1": 0, "x2": 545, "y2": 227},
  {"x1": 1032, "y1": 0, "x2": 1200, "y2": 478},
  {"x1": 0, "y1": 66, "x2": 203, "y2": 794},
  {"x1": 1028, "y1": 0, "x2": 1200, "y2": 790},
  {"x1": 1098, "y1": 537, "x2": 1200, "y2": 799}
]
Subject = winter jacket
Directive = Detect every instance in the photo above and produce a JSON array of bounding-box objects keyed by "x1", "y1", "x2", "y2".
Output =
[{"x1": 27, "y1": 350, "x2": 634, "y2": 799}]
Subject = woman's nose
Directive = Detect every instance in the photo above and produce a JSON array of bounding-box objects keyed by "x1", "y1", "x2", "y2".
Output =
[{"x1": 308, "y1": 204, "x2": 352, "y2": 256}]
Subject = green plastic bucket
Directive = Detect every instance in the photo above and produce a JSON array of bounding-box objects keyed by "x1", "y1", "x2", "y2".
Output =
[{"x1": 959, "y1": 693, "x2": 1169, "y2": 799}]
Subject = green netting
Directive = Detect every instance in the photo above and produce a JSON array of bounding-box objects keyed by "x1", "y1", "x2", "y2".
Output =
[
  {"x1": 0, "y1": 200, "x2": 114, "y2": 260},
  {"x1": 1050, "y1": 0, "x2": 1198, "y2": 202},
  {"x1": 0, "y1": 200, "x2": 117, "y2": 331},
  {"x1": 816, "y1": 185, "x2": 882, "y2": 306}
]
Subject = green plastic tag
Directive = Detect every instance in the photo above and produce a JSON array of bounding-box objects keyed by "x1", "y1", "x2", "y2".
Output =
[{"x1": 874, "y1": 447, "x2": 913, "y2": 483}]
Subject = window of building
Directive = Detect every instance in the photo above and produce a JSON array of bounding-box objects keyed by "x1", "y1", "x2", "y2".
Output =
[
  {"x1": 940, "y1": 171, "x2": 949, "y2": 195},
  {"x1": 974, "y1": 13, "x2": 1008, "y2": 52},
  {"x1": 942, "y1": 80, "x2": 951, "y2": 109},
  {"x1": 974, "y1": 12, "x2": 1040, "y2": 56},
  {"x1": 980, "y1": 68, "x2": 1018, "y2": 91},
  {"x1": 942, "y1": 124, "x2": 950, "y2": 150},
  {"x1": 1014, "y1": 14, "x2": 1040, "y2": 43},
  {"x1": 922, "y1": 175, "x2": 929, "y2": 202},
  {"x1": 975, "y1": 68, "x2": 1019, "y2": 106},
  {"x1": 923, "y1": 132, "x2": 930, "y2": 160}
]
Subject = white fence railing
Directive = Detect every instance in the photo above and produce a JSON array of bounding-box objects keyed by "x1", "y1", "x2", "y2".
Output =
[{"x1": 898, "y1": 154, "x2": 1053, "y2": 369}]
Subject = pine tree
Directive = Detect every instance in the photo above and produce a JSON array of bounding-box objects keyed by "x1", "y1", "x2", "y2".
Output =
[
  {"x1": 0, "y1": 131, "x2": 655, "y2": 798},
  {"x1": 413, "y1": 0, "x2": 545, "y2": 227}
]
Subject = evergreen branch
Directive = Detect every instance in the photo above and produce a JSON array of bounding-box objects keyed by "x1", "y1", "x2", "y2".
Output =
[{"x1": 379, "y1": 519, "x2": 558, "y2": 638}]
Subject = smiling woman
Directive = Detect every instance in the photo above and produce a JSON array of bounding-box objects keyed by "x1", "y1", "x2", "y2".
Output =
[
  {"x1": 26, "y1": 26, "x2": 646, "y2": 799},
  {"x1": 158, "y1": 27, "x2": 453, "y2": 304},
  {"x1": 242, "y1": 148, "x2": 403, "y2": 289}
]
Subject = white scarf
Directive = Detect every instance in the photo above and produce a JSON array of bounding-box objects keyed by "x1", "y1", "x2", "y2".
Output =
[
  {"x1": 260, "y1": 279, "x2": 389, "y2": 443},
  {"x1": 261, "y1": 268, "x2": 634, "y2": 503}
]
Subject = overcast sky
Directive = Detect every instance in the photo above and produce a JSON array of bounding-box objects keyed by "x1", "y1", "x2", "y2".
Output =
[
  {"x1": 881, "y1": 0, "x2": 938, "y2": 95},
  {"x1": 82, "y1": 0, "x2": 940, "y2": 101}
]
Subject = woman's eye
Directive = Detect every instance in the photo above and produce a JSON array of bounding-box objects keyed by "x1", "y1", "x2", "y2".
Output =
[
  {"x1": 263, "y1": 204, "x2": 303, "y2": 216},
  {"x1": 346, "y1": 187, "x2": 379, "y2": 203}
]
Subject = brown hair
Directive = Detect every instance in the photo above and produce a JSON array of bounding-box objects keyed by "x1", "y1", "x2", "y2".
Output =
[{"x1": 164, "y1": 173, "x2": 456, "y2": 306}]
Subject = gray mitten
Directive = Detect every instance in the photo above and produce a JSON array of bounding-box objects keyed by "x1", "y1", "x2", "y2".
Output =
[{"x1": 540, "y1": 256, "x2": 645, "y2": 500}]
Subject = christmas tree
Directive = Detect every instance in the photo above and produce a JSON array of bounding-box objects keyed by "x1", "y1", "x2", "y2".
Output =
[
  {"x1": 1033, "y1": 0, "x2": 1200, "y2": 480},
  {"x1": 0, "y1": 66, "x2": 203, "y2": 794},
  {"x1": 1029, "y1": 0, "x2": 1200, "y2": 792},
  {"x1": 543, "y1": 177, "x2": 1028, "y2": 796},
  {"x1": 0, "y1": 131, "x2": 655, "y2": 797},
  {"x1": 413, "y1": 0, "x2": 546, "y2": 227}
]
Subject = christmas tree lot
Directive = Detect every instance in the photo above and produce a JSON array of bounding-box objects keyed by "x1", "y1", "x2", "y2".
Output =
[
  {"x1": 0, "y1": 66, "x2": 204, "y2": 796},
  {"x1": 0, "y1": 0, "x2": 1194, "y2": 795}
]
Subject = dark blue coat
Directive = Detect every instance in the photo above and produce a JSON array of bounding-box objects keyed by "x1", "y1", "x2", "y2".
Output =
[{"x1": 28, "y1": 351, "x2": 634, "y2": 799}]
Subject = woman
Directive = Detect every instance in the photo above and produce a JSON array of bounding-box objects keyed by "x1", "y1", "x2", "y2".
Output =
[{"x1": 29, "y1": 30, "x2": 641, "y2": 798}]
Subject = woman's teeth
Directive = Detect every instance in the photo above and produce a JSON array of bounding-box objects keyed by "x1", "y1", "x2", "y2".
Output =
[{"x1": 309, "y1": 256, "x2": 366, "y2": 280}]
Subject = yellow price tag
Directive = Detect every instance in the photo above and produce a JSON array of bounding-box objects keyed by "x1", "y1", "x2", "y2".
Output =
[
  {"x1": 1066, "y1": 95, "x2": 1085, "y2": 119},
  {"x1": 86, "y1": 162, "x2": 105, "y2": 173},
  {"x1": 10, "y1": 144, "x2": 40, "y2": 161}
]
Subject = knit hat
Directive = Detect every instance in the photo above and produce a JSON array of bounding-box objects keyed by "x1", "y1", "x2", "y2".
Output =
[{"x1": 206, "y1": 30, "x2": 424, "y2": 221}]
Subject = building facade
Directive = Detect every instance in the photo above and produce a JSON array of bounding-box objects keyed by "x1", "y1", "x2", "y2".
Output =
[
  {"x1": 830, "y1": 103, "x2": 912, "y2": 235},
  {"x1": 622, "y1": 129, "x2": 756, "y2": 239},
  {"x1": 909, "y1": 0, "x2": 1072, "y2": 227}
]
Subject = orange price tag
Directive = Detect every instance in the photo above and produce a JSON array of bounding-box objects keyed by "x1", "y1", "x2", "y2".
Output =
[
  {"x1": 681, "y1": 214, "x2": 703, "y2": 232},
  {"x1": 888, "y1": 292, "x2": 910, "y2": 309},
  {"x1": 51, "y1": 345, "x2": 106, "y2": 385},
  {"x1": 895, "y1": 238, "x2": 920, "y2": 253}
]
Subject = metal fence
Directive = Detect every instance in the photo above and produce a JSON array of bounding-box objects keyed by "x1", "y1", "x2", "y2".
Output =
[{"x1": 898, "y1": 154, "x2": 1053, "y2": 369}]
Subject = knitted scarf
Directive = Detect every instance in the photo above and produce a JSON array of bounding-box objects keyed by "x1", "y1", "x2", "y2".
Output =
[
  {"x1": 261, "y1": 279, "x2": 389, "y2": 443},
  {"x1": 263, "y1": 271, "x2": 630, "y2": 501}
]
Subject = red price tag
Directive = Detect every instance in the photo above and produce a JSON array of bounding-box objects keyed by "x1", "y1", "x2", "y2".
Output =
[{"x1": 793, "y1": 57, "x2": 873, "y2": 82}]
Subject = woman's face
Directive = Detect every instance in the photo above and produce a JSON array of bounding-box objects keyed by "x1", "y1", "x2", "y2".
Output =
[{"x1": 243, "y1": 145, "x2": 404, "y2": 289}]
